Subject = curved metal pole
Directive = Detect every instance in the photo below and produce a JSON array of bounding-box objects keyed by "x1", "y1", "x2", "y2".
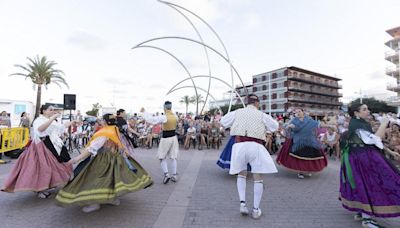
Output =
[
  {"x1": 158, "y1": 1, "x2": 242, "y2": 113},
  {"x1": 132, "y1": 36, "x2": 247, "y2": 101},
  {"x1": 159, "y1": 1, "x2": 212, "y2": 115},
  {"x1": 169, "y1": 85, "x2": 223, "y2": 114},
  {"x1": 167, "y1": 75, "x2": 245, "y2": 108},
  {"x1": 132, "y1": 45, "x2": 199, "y2": 115}
]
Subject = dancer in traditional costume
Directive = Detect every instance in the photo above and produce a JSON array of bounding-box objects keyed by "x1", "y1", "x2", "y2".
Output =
[
  {"x1": 2, "y1": 104, "x2": 73, "y2": 198},
  {"x1": 221, "y1": 94, "x2": 278, "y2": 219},
  {"x1": 116, "y1": 108, "x2": 136, "y2": 157},
  {"x1": 141, "y1": 101, "x2": 179, "y2": 184},
  {"x1": 339, "y1": 103, "x2": 400, "y2": 227},
  {"x1": 55, "y1": 114, "x2": 152, "y2": 213},
  {"x1": 276, "y1": 108, "x2": 327, "y2": 179}
]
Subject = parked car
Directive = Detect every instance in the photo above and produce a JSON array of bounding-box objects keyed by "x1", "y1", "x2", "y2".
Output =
[{"x1": 84, "y1": 116, "x2": 97, "y2": 125}]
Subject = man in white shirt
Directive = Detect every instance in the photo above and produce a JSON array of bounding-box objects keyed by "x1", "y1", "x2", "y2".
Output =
[{"x1": 220, "y1": 94, "x2": 279, "y2": 219}]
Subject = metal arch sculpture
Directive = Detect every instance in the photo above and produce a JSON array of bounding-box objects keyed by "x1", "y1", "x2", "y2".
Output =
[
  {"x1": 167, "y1": 75, "x2": 245, "y2": 107},
  {"x1": 168, "y1": 85, "x2": 223, "y2": 114},
  {"x1": 132, "y1": 36, "x2": 247, "y2": 96},
  {"x1": 158, "y1": 0, "x2": 248, "y2": 112},
  {"x1": 158, "y1": 0, "x2": 213, "y2": 115},
  {"x1": 131, "y1": 1, "x2": 249, "y2": 115},
  {"x1": 133, "y1": 45, "x2": 200, "y2": 115}
]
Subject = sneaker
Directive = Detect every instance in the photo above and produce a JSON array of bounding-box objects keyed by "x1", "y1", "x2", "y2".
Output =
[
  {"x1": 361, "y1": 218, "x2": 381, "y2": 228},
  {"x1": 109, "y1": 198, "x2": 120, "y2": 206},
  {"x1": 354, "y1": 213, "x2": 362, "y2": 221},
  {"x1": 37, "y1": 191, "x2": 50, "y2": 199},
  {"x1": 252, "y1": 208, "x2": 262, "y2": 219},
  {"x1": 240, "y1": 203, "x2": 249, "y2": 216},
  {"x1": 297, "y1": 173, "x2": 305, "y2": 179},
  {"x1": 82, "y1": 204, "x2": 101, "y2": 213},
  {"x1": 171, "y1": 174, "x2": 178, "y2": 183},
  {"x1": 163, "y1": 173, "x2": 171, "y2": 184}
]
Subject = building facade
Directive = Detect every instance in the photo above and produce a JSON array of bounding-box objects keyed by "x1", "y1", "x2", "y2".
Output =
[
  {"x1": 252, "y1": 66, "x2": 342, "y2": 116},
  {"x1": 385, "y1": 26, "x2": 400, "y2": 111}
]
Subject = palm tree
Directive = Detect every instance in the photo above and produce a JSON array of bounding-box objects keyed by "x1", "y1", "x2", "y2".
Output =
[
  {"x1": 179, "y1": 95, "x2": 194, "y2": 115},
  {"x1": 191, "y1": 94, "x2": 205, "y2": 115},
  {"x1": 10, "y1": 55, "x2": 68, "y2": 118}
]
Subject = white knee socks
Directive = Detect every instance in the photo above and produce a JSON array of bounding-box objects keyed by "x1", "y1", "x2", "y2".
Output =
[
  {"x1": 362, "y1": 213, "x2": 371, "y2": 219},
  {"x1": 237, "y1": 175, "x2": 247, "y2": 203},
  {"x1": 171, "y1": 159, "x2": 177, "y2": 175},
  {"x1": 253, "y1": 180, "x2": 263, "y2": 209},
  {"x1": 160, "y1": 159, "x2": 168, "y2": 174}
]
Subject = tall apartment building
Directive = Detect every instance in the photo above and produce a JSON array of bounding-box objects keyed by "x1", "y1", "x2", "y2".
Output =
[
  {"x1": 385, "y1": 26, "x2": 400, "y2": 110},
  {"x1": 252, "y1": 66, "x2": 342, "y2": 116}
]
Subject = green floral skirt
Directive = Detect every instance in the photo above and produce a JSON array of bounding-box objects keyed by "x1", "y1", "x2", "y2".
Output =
[{"x1": 56, "y1": 151, "x2": 152, "y2": 207}]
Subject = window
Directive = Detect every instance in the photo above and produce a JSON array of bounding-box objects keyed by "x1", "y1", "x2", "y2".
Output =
[
  {"x1": 279, "y1": 93, "x2": 285, "y2": 99},
  {"x1": 272, "y1": 93, "x2": 277, "y2": 99},
  {"x1": 284, "y1": 81, "x2": 288, "y2": 87},
  {"x1": 262, "y1": 85, "x2": 267, "y2": 90},
  {"x1": 262, "y1": 75, "x2": 266, "y2": 81},
  {"x1": 272, "y1": 83, "x2": 277, "y2": 89},
  {"x1": 262, "y1": 104, "x2": 266, "y2": 110},
  {"x1": 284, "y1": 70, "x2": 289, "y2": 76},
  {"x1": 262, "y1": 95, "x2": 267, "y2": 100},
  {"x1": 272, "y1": 73, "x2": 277, "y2": 79},
  {"x1": 253, "y1": 86, "x2": 257, "y2": 92},
  {"x1": 272, "y1": 104, "x2": 277, "y2": 109},
  {"x1": 253, "y1": 78, "x2": 258, "y2": 83}
]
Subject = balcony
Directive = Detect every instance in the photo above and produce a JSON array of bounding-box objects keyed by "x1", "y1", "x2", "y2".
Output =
[
  {"x1": 385, "y1": 49, "x2": 399, "y2": 62},
  {"x1": 387, "y1": 83, "x2": 400, "y2": 92},
  {"x1": 287, "y1": 74, "x2": 341, "y2": 89},
  {"x1": 386, "y1": 66, "x2": 400, "y2": 78},
  {"x1": 387, "y1": 96, "x2": 400, "y2": 106},
  {"x1": 287, "y1": 95, "x2": 341, "y2": 106},
  {"x1": 287, "y1": 84, "x2": 342, "y2": 97}
]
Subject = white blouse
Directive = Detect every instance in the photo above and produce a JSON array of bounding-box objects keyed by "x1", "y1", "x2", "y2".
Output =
[
  {"x1": 86, "y1": 136, "x2": 108, "y2": 156},
  {"x1": 356, "y1": 129, "x2": 384, "y2": 149},
  {"x1": 32, "y1": 115, "x2": 65, "y2": 154},
  {"x1": 32, "y1": 116, "x2": 65, "y2": 138}
]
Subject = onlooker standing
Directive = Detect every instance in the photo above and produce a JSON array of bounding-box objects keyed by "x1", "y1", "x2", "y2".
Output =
[
  {"x1": 0, "y1": 111, "x2": 11, "y2": 128},
  {"x1": 19, "y1": 112, "x2": 30, "y2": 128},
  {"x1": 0, "y1": 111, "x2": 11, "y2": 160}
]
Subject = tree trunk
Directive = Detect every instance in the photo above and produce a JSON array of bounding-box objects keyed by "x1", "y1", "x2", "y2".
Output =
[{"x1": 34, "y1": 84, "x2": 42, "y2": 119}]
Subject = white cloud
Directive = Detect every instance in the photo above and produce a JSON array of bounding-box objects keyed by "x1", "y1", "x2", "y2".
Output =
[{"x1": 66, "y1": 30, "x2": 107, "y2": 51}]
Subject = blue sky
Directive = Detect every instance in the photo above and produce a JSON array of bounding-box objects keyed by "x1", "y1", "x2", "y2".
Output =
[{"x1": 0, "y1": 0, "x2": 399, "y2": 114}]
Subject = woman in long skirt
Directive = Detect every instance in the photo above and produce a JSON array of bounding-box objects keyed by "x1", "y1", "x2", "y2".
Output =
[
  {"x1": 2, "y1": 104, "x2": 73, "y2": 198},
  {"x1": 276, "y1": 108, "x2": 327, "y2": 179},
  {"x1": 339, "y1": 103, "x2": 400, "y2": 227},
  {"x1": 56, "y1": 114, "x2": 153, "y2": 213}
]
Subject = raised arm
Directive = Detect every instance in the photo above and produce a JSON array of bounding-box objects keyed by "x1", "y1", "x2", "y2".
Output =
[
  {"x1": 262, "y1": 113, "x2": 279, "y2": 132},
  {"x1": 38, "y1": 114, "x2": 59, "y2": 132},
  {"x1": 220, "y1": 111, "x2": 236, "y2": 128},
  {"x1": 140, "y1": 108, "x2": 167, "y2": 125}
]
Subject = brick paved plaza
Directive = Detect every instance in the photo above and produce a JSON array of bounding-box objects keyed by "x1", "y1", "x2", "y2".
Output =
[{"x1": 0, "y1": 141, "x2": 399, "y2": 228}]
